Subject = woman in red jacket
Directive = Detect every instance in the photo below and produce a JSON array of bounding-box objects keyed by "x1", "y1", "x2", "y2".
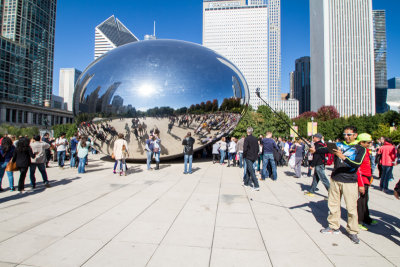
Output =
[
  {"x1": 378, "y1": 138, "x2": 397, "y2": 192},
  {"x1": 357, "y1": 134, "x2": 378, "y2": 231}
]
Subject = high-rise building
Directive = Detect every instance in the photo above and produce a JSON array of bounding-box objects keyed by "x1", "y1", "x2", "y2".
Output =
[
  {"x1": 59, "y1": 68, "x2": 82, "y2": 111},
  {"x1": 0, "y1": 0, "x2": 73, "y2": 126},
  {"x1": 373, "y1": 10, "x2": 388, "y2": 113},
  {"x1": 388, "y1": 77, "x2": 400, "y2": 89},
  {"x1": 293, "y1": 57, "x2": 311, "y2": 114},
  {"x1": 203, "y1": 0, "x2": 281, "y2": 110},
  {"x1": 95, "y1": 15, "x2": 138, "y2": 59},
  {"x1": 289, "y1": 71, "x2": 295, "y2": 99},
  {"x1": 310, "y1": 0, "x2": 375, "y2": 116},
  {"x1": 0, "y1": 0, "x2": 56, "y2": 106}
]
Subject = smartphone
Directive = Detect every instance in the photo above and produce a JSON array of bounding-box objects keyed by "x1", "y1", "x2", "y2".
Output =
[{"x1": 326, "y1": 142, "x2": 338, "y2": 153}]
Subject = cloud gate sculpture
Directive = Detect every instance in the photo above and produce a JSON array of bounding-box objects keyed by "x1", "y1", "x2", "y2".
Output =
[{"x1": 74, "y1": 39, "x2": 249, "y2": 160}]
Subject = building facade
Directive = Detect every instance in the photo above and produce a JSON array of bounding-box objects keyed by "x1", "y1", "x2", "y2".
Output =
[
  {"x1": 289, "y1": 71, "x2": 294, "y2": 99},
  {"x1": 59, "y1": 68, "x2": 82, "y2": 111},
  {"x1": 373, "y1": 10, "x2": 388, "y2": 113},
  {"x1": 0, "y1": 0, "x2": 56, "y2": 107},
  {"x1": 310, "y1": 0, "x2": 375, "y2": 116},
  {"x1": 203, "y1": 0, "x2": 281, "y2": 110},
  {"x1": 95, "y1": 15, "x2": 138, "y2": 59},
  {"x1": 293, "y1": 56, "x2": 310, "y2": 114},
  {"x1": 388, "y1": 77, "x2": 400, "y2": 89}
]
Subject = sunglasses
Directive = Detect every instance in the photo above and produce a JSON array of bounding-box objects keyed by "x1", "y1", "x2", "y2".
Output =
[{"x1": 343, "y1": 133, "x2": 355, "y2": 136}]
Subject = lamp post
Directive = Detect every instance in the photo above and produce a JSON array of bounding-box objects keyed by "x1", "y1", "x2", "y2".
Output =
[{"x1": 311, "y1": 116, "x2": 314, "y2": 138}]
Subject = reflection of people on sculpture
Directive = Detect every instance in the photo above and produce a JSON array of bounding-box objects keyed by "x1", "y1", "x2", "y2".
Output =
[
  {"x1": 133, "y1": 128, "x2": 139, "y2": 141},
  {"x1": 182, "y1": 132, "x2": 195, "y2": 174},
  {"x1": 145, "y1": 136, "x2": 154, "y2": 170},
  {"x1": 113, "y1": 133, "x2": 129, "y2": 176}
]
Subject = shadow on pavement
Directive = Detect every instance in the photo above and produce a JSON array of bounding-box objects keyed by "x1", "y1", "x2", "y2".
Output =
[{"x1": 0, "y1": 176, "x2": 81, "y2": 204}]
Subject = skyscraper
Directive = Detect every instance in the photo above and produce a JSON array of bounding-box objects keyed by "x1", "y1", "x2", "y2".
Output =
[
  {"x1": 310, "y1": 0, "x2": 375, "y2": 116},
  {"x1": 95, "y1": 15, "x2": 138, "y2": 59},
  {"x1": 293, "y1": 57, "x2": 311, "y2": 114},
  {"x1": 59, "y1": 68, "x2": 82, "y2": 111},
  {"x1": 203, "y1": 0, "x2": 281, "y2": 110},
  {"x1": 373, "y1": 10, "x2": 388, "y2": 113},
  {"x1": 0, "y1": 0, "x2": 57, "y2": 106}
]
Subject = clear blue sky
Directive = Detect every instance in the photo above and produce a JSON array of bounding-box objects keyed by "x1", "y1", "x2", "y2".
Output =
[{"x1": 53, "y1": 0, "x2": 400, "y2": 95}]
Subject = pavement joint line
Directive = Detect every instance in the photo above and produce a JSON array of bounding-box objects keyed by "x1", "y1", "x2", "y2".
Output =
[
  {"x1": 144, "y1": 164, "x2": 213, "y2": 267},
  {"x1": 16, "y1": 173, "x2": 169, "y2": 266},
  {"x1": 80, "y1": 170, "x2": 197, "y2": 267},
  {"x1": 279, "y1": 174, "x2": 398, "y2": 266},
  {"x1": 241, "y1": 170, "x2": 274, "y2": 267},
  {"x1": 207, "y1": 163, "x2": 223, "y2": 267}
]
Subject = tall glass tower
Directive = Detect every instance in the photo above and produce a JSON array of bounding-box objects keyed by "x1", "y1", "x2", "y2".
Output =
[
  {"x1": 373, "y1": 10, "x2": 388, "y2": 113},
  {"x1": 0, "y1": 0, "x2": 57, "y2": 106}
]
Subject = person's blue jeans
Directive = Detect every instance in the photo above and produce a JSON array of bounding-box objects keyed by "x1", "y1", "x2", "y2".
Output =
[
  {"x1": 184, "y1": 154, "x2": 193, "y2": 174},
  {"x1": 370, "y1": 155, "x2": 376, "y2": 174},
  {"x1": 309, "y1": 165, "x2": 330, "y2": 193},
  {"x1": 380, "y1": 165, "x2": 393, "y2": 190},
  {"x1": 244, "y1": 158, "x2": 259, "y2": 188},
  {"x1": 57, "y1": 150, "x2": 66, "y2": 167},
  {"x1": 78, "y1": 157, "x2": 87, "y2": 173},
  {"x1": 0, "y1": 161, "x2": 14, "y2": 190},
  {"x1": 239, "y1": 152, "x2": 243, "y2": 168},
  {"x1": 146, "y1": 151, "x2": 153, "y2": 170},
  {"x1": 228, "y1": 152, "x2": 236, "y2": 166},
  {"x1": 29, "y1": 163, "x2": 48, "y2": 186},
  {"x1": 220, "y1": 150, "x2": 226, "y2": 164},
  {"x1": 70, "y1": 149, "x2": 76, "y2": 167},
  {"x1": 262, "y1": 153, "x2": 277, "y2": 180}
]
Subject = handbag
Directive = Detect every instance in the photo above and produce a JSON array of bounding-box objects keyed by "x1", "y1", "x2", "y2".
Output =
[{"x1": 5, "y1": 161, "x2": 18, "y2": 172}]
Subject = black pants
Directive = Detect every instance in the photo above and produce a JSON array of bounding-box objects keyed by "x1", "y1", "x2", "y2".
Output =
[
  {"x1": 212, "y1": 154, "x2": 219, "y2": 163},
  {"x1": 18, "y1": 167, "x2": 28, "y2": 191},
  {"x1": 357, "y1": 185, "x2": 372, "y2": 225}
]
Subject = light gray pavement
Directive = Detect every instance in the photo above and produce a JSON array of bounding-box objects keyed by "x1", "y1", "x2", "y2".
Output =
[{"x1": 0, "y1": 154, "x2": 399, "y2": 267}]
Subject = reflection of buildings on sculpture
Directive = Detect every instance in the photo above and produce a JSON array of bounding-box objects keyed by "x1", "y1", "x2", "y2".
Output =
[
  {"x1": 95, "y1": 15, "x2": 138, "y2": 59},
  {"x1": 59, "y1": 68, "x2": 82, "y2": 111}
]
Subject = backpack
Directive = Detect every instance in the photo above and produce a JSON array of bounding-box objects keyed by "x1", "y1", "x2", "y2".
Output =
[{"x1": 321, "y1": 143, "x2": 334, "y2": 166}]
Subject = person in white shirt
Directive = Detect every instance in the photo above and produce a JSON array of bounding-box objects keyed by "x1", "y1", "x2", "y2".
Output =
[
  {"x1": 227, "y1": 137, "x2": 237, "y2": 167},
  {"x1": 218, "y1": 137, "x2": 227, "y2": 165},
  {"x1": 113, "y1": 133, "x2": 129, "y2": 176},
  {"x1": 55, "y1": 133, "x2": 68, "y2": 169}
]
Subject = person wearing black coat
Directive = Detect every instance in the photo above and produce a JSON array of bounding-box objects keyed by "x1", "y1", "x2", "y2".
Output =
[
  {"x1": 182, "y1": 132, "x2": 195, "y2": 174},
  {"x1": 243, "y1": 127, "x2": 260, "y2": 190},
  {"x1": 12, "y1": 137, "x2": 36, "y2": 192}
]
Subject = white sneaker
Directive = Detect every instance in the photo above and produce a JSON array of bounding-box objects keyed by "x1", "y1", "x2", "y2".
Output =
[{"x1": 253, "y1": 187, "x2": 260, "y2": 191}]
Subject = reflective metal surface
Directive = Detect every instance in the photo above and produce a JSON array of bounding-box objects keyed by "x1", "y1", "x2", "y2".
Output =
[{"x1": 74, "y1": 39, "x2": 249, "y2": 160}]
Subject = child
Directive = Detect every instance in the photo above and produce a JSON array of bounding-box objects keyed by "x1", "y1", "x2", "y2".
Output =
[{"x1": 356, "y1": 133, "x2": 378, "y2": 230}]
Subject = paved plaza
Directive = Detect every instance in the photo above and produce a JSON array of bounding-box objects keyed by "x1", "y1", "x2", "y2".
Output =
[{"x1": 0, "y1": 154, "x2": 399, "y2": 267}]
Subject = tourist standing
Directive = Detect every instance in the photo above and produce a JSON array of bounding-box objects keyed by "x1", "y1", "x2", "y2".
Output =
[
  {"x1": 12, "y1": 137, "x2": 36, "y2": 192},
  {"x1": 227, "y1": 137, "x2": 237, "y2": 167},
  {"x1": 219, "y1": 137, "x2": 227, "y2": 165},
  {"x1": 145, "y1": 136, "x2": 154, "y2": 170},
  {"x1": 321, "y1": 126, "x2": 366, "y2": 244},
  {"x1": 291, "y1": 139, "x2": 305, "y2": 178},
  {"x1": 77, "y1": 136, "x2": 92, "y2": 173},
  {"x1": 113, "y1": 133, "x2": 129, "y2": 176},
  {"x1": 30, "y1": 135, "x2": 50, "y2": 188},
  {"x1": 356, "y1": 133, "x2": 378, "y2": 230},
  {"x1": 243, "y1": 127, "x2": 260, "y2": 191},
  {"x1": 261, "y1": 132, "x2": 278, "y2": 181},
  {"x1": 236, "y1": 136, "x2": 245, "y2": 168},
  {"x1": 306, "y1": 133, "x2": 330, "y2": 196},
  {"x1": 182, "y1": 132, "x2": 195, "y2": 174},
  {"x1": 378, "y1": 138, "x2": 396, "y2": 192},
  {"x1": 42, "y1": 133, "x2": 52, "y2": 167},
  {"x1": 212, "y1": 142, "x2": 220, "y2": 164},
  {"x1": 0, "y1": 137, "x2": 15, "y2": 191},
  {"x1": 55, "y1": 133, "x2": 68, "y2": 169},
  {"x1": 153, "y1": 134, "x2": 161, "y2": 170},
  {"x1": 69, "y1": 133, "x2": 79, "y2": 168}
]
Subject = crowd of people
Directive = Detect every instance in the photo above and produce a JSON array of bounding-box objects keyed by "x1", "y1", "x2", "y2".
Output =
[{"x1": 216, "y1": 125, "x2": 399, "y2": 245}]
